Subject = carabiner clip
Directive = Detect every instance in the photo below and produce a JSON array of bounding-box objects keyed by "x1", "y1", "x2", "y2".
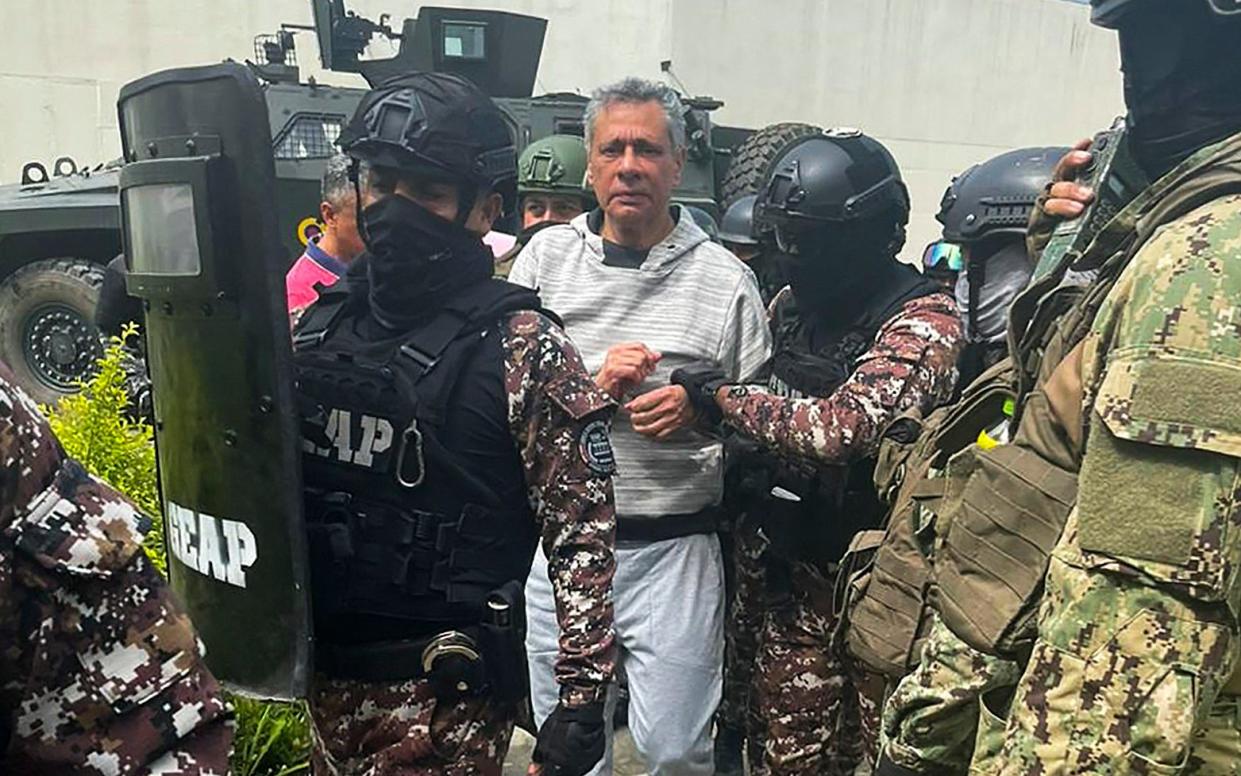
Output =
[{"x1": 396, "y1": 420, "x2": 426, "y2": 489}]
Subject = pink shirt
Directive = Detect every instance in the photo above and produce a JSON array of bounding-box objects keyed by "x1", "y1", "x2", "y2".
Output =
[{"x1": 285, "y1": 239, "x2": 346, "y2": 317}]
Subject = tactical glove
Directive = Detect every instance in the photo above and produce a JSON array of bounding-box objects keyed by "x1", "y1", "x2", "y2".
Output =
[
  {"x1": 532, "y1": 700, "x2": 606, "y2": 776},
  {"x1": 670, "y1": 363, "x2": 729, "y2": 426}
]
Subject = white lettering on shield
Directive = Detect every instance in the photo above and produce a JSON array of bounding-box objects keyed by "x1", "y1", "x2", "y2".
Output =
[{"x1": 166, "y1": 501, "x2": 259, "y2": 588}]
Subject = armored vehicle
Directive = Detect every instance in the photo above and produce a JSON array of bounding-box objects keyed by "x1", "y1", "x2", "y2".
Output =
[{"x1": 0, "y1": 0, "x2": 760, "y2": 403}]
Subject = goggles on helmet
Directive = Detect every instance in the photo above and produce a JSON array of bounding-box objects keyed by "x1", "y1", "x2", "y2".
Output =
[{"x1": 922, "y1": 241, "x2": 964, "y2": 273}]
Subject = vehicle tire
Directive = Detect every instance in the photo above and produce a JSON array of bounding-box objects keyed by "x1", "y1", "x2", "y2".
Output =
[
  {"x1": 0, "y1": 258, "x2": 106, "y2": 404},
  {"x1": 719, "y1": 122, "x2": 823, "y2": 207}
]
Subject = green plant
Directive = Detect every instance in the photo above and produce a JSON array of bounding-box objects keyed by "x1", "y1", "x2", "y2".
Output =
[
  {"x1": 231, "y1": 697, "x2": 313, "y2": 776},
  {"x1": 44, "y1": 325, "x2": 163, "y2": 570},
  {"x1": 44, "y1": 326, "x2": 312, "y2": 774}
]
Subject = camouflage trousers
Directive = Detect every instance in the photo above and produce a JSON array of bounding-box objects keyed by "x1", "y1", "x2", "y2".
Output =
[
  {"x1": 721, "y1": 513, "x2": 767, "y2": 760},
  {"x1": 970, "y1": 514, "x2": 1241, "y2": 775},
  {"x1": 752, "y1": 558, "x2": 880, "y2": 775},
  {"x1": 880, "y1": 613, "x2": 1023, "y2": 774},
  {"x1": 310, "y1": 675, "x2": 516, "y2": 776}
]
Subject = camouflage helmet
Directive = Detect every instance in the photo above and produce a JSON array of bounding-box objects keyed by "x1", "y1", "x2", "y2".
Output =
[
  {"x1": 719, "y1": 195, "x2": 759, "y2": 246},
  {"x1": 338, "y1": 71, "x2": 518, "y2": 213},
  {"x1": 1091, "y1": 0, "x2": 1241, "y2": 27},
  {"x1": 937, "y1": 146, "x2": 1069, "y2": 245},
  {"x1": 517, "y1": 134, "x2": 594, "y2": 205}
]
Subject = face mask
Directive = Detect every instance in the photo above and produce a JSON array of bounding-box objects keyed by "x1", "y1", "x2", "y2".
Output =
[
  {"x1": 1119, "y1": 5, "x2": 1241, "y2": 179},
  {"x1": 361, "y1": 194, "x2": 494, "y2": 328},
  {"x1": 954, "y1": 240, "x2": 1031, "y2": 345},
  {"x1": 778, "y1": 221, "x2": 895, "y2": 318}
]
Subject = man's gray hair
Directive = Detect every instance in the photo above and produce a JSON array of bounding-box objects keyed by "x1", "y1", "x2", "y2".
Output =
[
  {"x1": 321, "y1": 154, "x2": 355, "y2": 207},
  {"x1": 584, "y1": 77, "x2": 687, "y2": 153}
]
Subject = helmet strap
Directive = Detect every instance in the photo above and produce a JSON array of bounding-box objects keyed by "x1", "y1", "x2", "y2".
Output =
[
  {"x1": 455, "y1": 183, "x2": 479, "y2": 229},
  {"x1": 349, "y1": 159, "x2": 373, "y2": 250}
]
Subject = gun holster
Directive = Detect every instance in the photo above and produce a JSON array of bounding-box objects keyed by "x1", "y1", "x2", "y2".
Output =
[{"x1": 478, "y1": 580, "x2": 529, "y2": 704}]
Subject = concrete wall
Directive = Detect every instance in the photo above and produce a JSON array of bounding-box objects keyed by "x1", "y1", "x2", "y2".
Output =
[{"x1": 2, "y1": 0, "x2": 1125, "y2": 254}]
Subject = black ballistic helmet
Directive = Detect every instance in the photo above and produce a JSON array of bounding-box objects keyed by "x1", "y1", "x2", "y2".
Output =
[
  {"x1": 938, "y1": 146, "x2": 1069, "y2": 245},
  {"x1": 1091, "y1": 0, "x2": 1241, "y2": 27},
  {"x1": 755, "y1": 129, "x2": 909, "y2": 238},
  {"x1": 338, "y1": 71, "x2": 518, "y2": 213},
  {"x1": 719, "y1": 195, "x2": 759, "y2": 246}
]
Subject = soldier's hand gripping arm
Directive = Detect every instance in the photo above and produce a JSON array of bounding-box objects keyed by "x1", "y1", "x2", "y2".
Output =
[
  {"x1": 685, "y1": 294, "x2": 963, "y2": 464},
  {"x1": 503, "y1": 311, "x2": 617, "y2": 774},
  {"x1": 0, "y1": 375, "x2": 232, "y2": 774}
]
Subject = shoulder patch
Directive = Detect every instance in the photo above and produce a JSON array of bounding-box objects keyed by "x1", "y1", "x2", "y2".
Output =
[{"x1": 578, "y1": 418, "x2": 617, "y2": 476}]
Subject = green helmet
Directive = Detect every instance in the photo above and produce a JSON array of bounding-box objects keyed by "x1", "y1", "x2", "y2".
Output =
[{"x1": 517, "y1": 134, "x2": 593, "y2": 204}]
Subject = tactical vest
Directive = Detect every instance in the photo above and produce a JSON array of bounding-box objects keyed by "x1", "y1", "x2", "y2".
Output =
[
  {"x1": 293, "y1": 278, "x2": 552, "y2": 644},
  {"x1": 844, "y1": 358, "x2": 1016, "y2": 678},
  {"x1": 923, "y1": 140, "x2": 1241, "y2": 661},
  {"x1": 753, "y1": 266, "x2": 941, "y2": 569}
]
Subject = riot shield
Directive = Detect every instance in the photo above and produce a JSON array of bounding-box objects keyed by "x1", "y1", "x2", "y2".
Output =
[{"x1": 117, "y1": 62, "x2": 311, "y2": 699}]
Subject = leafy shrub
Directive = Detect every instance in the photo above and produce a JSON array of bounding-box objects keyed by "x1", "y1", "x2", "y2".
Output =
[
  {"x1": 44, "y1": 326, "x2": 312, "y2": 775},
  {"x1": 231, "y1": 697, "x2": 314, "y2": 776},
  {"x1": 44, "y1": 325, "x2": 164, "y2": 570}
]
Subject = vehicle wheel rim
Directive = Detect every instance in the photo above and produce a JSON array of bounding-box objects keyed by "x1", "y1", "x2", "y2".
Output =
[{"x1": 22, "y1": 304, "x2": 103, "y2": 392}]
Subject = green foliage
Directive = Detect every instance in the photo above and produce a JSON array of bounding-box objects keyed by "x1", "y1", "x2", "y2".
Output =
[
  {"x1": 231, "y1": 697, "x2": 313, "y2": 776},
  {"x1": 44, "y1": 325, "x2": 163, "y2": 570},
  {"x1": 44, "y1": 326, "x2": 312, "y2": 774}
]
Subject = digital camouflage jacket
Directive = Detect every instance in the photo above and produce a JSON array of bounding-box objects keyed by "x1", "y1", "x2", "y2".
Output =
[
  {"x1": 718, "y1": 292, "x2": 963, "y2": 466},
  {"x1": 0, "y1": 365, "x2": 232, "y2": 775}
]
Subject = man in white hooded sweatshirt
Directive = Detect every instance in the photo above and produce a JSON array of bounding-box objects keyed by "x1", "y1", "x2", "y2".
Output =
[{"x1": 510, "y1": 77, "x2": 771, "y2": 775}]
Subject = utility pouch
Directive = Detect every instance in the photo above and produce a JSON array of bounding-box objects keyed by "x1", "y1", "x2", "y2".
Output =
[
  {"x1": 479, "y1": 580, "x2": 530, "y2": 704},
  {"x1": 758, "y1": 484, "x2": 811, "y2": 562},
  {"x1": 934, "y1": 442, "x2": 1078, "y2": 656}
]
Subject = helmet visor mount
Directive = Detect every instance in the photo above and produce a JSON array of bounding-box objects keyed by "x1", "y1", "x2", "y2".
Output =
[{"x1": 772, "y1": 222, "x2": 801, "y2": 255}]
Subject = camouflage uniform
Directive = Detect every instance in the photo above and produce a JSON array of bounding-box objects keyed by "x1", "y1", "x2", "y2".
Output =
[
  {"x1": 972, "y1": 181, "x2": 1241, "y2": 774},
  {"x1": 719, "y1": 507, "x2": 767, "y2": 759},
  {"x1": 310, "y1": 309, "x2": 617, "y2": 775},
  {"x1": 0, "y1": 364, "x2": 232, "y2": 774},
  {"x1": 717, "y1": 292, "x2": 962, "y2": 774},
  {"x1": 880, "y1": 615, "x2": 1022, "y2": 774}
]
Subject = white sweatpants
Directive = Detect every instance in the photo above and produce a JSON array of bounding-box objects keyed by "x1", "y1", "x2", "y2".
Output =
[{"x1": 526, "y1": 533, "x2": 725, "y2": 776}]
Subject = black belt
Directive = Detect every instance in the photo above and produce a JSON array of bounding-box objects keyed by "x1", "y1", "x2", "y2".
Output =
[
  {"x1": 616, "y1": 506, "x2": 724, "y2": 542},
  {"x1": 316, "y1": 628, "x2": 483, "y2": 683}
]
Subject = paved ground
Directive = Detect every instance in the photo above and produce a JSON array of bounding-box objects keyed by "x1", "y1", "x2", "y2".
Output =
[{"x1": 503, "y1": 727, "x2": 648, "y2": 776}]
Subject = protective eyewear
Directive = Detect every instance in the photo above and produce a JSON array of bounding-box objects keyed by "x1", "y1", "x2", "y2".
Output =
[{"x1": 922, "y1": 241, "x2": 964, "y2": 273}]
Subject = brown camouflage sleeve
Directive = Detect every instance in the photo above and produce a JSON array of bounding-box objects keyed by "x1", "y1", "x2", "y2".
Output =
[
  {"x1": 0, "y1": 377, "x2": 232, "y2": 775},
  {"x1": 717, "y1": 293, "x2": 963, "y2": 464},
  {"x1": 504, "y1": 311, "x2": 618, "y2": 708}
]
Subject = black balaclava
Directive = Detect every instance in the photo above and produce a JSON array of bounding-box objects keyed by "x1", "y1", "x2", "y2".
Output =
[
  {"x1": 778, "y1": 214, "x2": 904, "y2": 327},
  {"x1": 749, "y1": 250, "x2": 788, "y2": 307},
  {"x1": 1119, "y1": 2, "x2": 1241, "y2": 180},
  {"x1": 359, "y1": 194, "x2": 494, "y2": 330}
]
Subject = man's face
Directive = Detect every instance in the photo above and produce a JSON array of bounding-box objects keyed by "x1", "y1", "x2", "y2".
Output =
[
  {"x1": 363, "y1": 172, "x2": 500, "y2": 237},
  {"x1": 588, "y1": 101, "x2": 685, "y2": 229},
  {"x1": 320, "y1": 196, "x2": 366, "y2": 262},
  {"x1": 521, "y1": 193, "x2": 586, "y2": 230}
]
